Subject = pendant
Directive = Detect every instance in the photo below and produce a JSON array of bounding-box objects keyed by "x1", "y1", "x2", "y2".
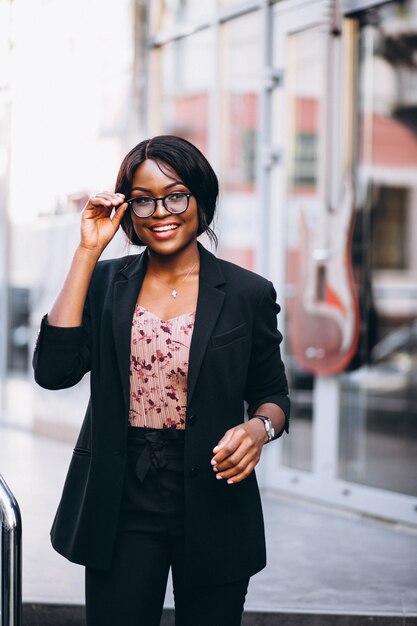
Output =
[{"x1": 171, "y1": 289, "x2": 177, "y2": 298}]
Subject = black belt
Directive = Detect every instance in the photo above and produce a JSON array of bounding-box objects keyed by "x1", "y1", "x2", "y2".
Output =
[{"x1": 127, "y1": 427, "x2": 185, "y2": 483}]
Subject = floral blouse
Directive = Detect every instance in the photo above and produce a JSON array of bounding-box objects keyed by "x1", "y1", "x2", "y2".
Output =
[{"x1": 128, "y1": 305, "x2": 195, "y2": 429}]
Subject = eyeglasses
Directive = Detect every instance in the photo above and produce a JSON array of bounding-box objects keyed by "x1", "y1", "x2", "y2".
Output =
[{"x1": 126, "y1": 192, "x2": 194, "y2": 218}]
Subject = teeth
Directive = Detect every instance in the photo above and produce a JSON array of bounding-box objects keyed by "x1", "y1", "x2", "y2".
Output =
[{"x1": 151, "y1": 224, "x2": 178, "y2": 232}]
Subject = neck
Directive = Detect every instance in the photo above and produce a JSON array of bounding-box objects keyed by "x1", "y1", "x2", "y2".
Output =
[{"x1": 146, "y1": 241, "x2": 200, "y2": 279}]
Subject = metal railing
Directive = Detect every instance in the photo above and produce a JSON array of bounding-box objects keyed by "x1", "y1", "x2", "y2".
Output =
[{"x1": 0, "y1": 473, "x2": 22, "y2": 626}]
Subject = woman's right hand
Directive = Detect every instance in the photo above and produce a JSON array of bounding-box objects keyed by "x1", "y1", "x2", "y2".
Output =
[
  {"x1": 80, "y1": 192, "x2": 128, "y2": 254},
  {"x1": 47, "y1": 192, "x2": 129, "y2": 328}
]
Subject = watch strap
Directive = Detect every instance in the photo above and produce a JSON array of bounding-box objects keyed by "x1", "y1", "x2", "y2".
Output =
[{"x1": 250, "y1": 414, "x2": 275, "y2": 442}]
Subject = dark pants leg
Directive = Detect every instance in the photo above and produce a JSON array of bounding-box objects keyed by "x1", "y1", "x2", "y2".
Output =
[
  {"x1": 85, "y1": 532, "x2": 171, "y2": 626},
  {"x1": 173, "y1": 579, "x2": 249, "y2": 626},
  {"x1": 171, "y1": 539, "x2": 249, "y2": 626},
  {"x1": 85, "y1": 531, "x2": 249, "y2": 626}
]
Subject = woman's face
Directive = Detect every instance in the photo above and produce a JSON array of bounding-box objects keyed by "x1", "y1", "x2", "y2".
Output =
[{"x1": 129, "y1": 159, "x2": 199, "y2": 257}]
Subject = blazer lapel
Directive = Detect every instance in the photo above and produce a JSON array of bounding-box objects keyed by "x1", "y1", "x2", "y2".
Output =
[
  {"x1": 112, "y1": 251, "x2": 148, "y2": 406},
  {"x1": 187, "y1": 244, "x2": 226, "y2": 405}
]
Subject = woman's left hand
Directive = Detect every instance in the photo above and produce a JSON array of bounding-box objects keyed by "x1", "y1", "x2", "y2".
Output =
[{"x1": 211, "y1": 420, "x2": 268, "y2": 484}]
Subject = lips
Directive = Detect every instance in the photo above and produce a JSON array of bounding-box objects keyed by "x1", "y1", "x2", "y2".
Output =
[
  {"x1": 146, "y1": 222, "x2": 181, "y2": 240},
  {"x1": 149, "y1": 223, "x2": 179, "y2": 232}
]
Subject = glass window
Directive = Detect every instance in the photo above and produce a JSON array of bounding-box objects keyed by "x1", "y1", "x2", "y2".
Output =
[
  {"x1": 281, "y1": 25, "x2": 328, "y2": 472},
  {"x1": 149, "y1": 0, "x2": 215, "y2": 35},
  {"x1": 219, "y1": 0, "x2": 248, "y2": 7},
  {"x1": 217, "y1": 10, "x2": 262, "y2": 270},
  {"x1": 339, "y1": 1, "x2": 417, "y2": 497},
  {"x1": 148, "y1": 28, "x2": 214, "y2": 155},
  {"x1": 7, "y1": 287, "x2": 30, "y2": 374}
]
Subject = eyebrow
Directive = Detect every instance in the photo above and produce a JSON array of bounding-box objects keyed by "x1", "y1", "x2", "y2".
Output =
[{"x1": 130, "y1": 181, "x2": 185, "y2": 193}]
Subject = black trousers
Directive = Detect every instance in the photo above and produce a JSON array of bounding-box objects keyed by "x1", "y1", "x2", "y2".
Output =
[{"x1": 85, "y1": 428, "x2": 249, "y2": 626}]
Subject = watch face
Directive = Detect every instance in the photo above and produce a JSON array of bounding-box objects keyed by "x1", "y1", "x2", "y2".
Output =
[
  {"x1": 253, "y1": 415, "x2": 274, "y2": 441},
  {"x1": 266, "y1": 420, "x2": 275, "y2": 440}
]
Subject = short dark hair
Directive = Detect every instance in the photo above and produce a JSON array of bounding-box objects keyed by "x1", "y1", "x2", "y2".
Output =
[{"x1": 115, "y1": 135, "x2": 218, "y2": 247}]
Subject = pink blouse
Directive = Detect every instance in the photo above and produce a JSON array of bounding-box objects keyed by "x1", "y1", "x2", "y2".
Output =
[{"x1": 129, "y1": 305, "x2": 195, "y2": 429}]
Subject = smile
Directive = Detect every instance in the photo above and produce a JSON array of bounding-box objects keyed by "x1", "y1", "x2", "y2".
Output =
[{"x1": 149, "y1": 224, "x2": 179, "y2": 232}]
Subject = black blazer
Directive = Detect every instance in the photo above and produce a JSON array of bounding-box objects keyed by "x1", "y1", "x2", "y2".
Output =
[{"x1": 33, "y1": 243, "x2": 290, "y2": 586}]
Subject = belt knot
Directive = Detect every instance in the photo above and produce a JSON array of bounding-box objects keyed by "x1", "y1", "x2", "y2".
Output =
[{"x1": 134, "y1": 432, "x2": 170, "y2": 482}]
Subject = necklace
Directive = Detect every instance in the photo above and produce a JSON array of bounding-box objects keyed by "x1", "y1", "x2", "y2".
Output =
[{"x1": 149, "y1": 260, "x2": 199, "y2": 298}]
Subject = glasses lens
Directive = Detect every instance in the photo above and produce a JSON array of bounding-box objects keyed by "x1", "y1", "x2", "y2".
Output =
[
  {"x1": 165, "y1": 192, "x2": 188, "y2": 214},
  {"x1": 130, "y1": 197, "x2": 155, "y2": 217}
]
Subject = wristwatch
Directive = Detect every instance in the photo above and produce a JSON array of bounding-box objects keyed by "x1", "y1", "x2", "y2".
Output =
[{"x1": 250, "y1": 415, "x2": 275, "y2": 443}]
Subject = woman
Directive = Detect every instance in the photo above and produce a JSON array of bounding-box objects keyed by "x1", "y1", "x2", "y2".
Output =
[{"x1": 33, "y1": 135, "x2": 290, "y2": 626}]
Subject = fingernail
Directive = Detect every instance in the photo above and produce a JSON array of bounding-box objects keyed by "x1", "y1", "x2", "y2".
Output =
[
  {"x1": 213, "y1": 467, "x2": 218, "y2": 472},
  {"x1": 210, "y1": 459, "x2": 216, "y2": 465},
  {"x1": 227, "y1": 480, "x2": 234, "y2": 485},
  {"x1": 213, "y1": 446, "x2": 220, "y2": 452},
  {"x1": 216, "y1": 474, "x2": 223, "y2": 480}
]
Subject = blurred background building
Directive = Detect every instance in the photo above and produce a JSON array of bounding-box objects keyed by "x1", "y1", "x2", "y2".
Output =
[{"x1": 0, "y1": 0, "x2": 416, "y2": 526}]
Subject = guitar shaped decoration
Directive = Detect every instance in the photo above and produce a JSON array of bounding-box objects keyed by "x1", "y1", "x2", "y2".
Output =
[
  {"x1": 288, "y1": 178, "x2": 360, "y2": 375},
  {"x1": 287, "y1": 16, "x2": 360, "y2": 375}
]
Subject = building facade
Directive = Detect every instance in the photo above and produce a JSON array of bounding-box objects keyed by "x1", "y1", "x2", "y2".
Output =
[{"x1": 1, "y1": 0, "x2": 416, "y2": 526}]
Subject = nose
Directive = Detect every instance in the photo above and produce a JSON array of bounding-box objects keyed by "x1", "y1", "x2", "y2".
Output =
[{"x1": 153, "y1": 197, "x2": 170, "y2": 217}]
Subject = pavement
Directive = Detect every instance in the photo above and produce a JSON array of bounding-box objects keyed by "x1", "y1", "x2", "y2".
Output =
[{"x1": 1, "y1": 424, "x2": 417, "y2": 625}]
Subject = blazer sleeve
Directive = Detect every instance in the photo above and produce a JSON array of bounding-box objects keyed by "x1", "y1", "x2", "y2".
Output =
[
  {"x1": 244, "y1": 280, "x2": 290, "y2": 433},
  {"x1": 32, "y1": 298, "x2": 91, "y2": 390}
]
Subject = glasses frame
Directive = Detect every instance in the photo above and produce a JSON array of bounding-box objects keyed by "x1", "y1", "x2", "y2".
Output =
[{"x1": 126, "y1": 192, "x2": 194, "y2": 218}]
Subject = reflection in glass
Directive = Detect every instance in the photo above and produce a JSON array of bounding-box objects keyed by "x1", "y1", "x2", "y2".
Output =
[
  {"x1": 217, "y1": 11, "x2": 262, "y2": 270},
  {"x1": 282, "y1": 26, "x2": 327, "y2": 471},
  {"x1": 339, "y1": 1, "x2": 417, "y2": 497}
]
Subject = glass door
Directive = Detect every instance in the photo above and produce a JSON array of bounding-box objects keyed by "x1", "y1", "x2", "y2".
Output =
[
  {"x1": 338, "y1": 1, "x2": 417, "y2": 499},
  {"x1": 268, "y1": 0, "x2": 417, "y2": 525},
  {"x1": 270, "y1": 0, "x2": 337, "y2": 474}
]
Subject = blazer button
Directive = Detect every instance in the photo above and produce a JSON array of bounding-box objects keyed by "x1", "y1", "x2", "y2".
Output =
[
  {"x1": 189, "y1": 467, "x2": 199, "y2": 478},
  {"x1": 188, "y1": 414, "x2": 197, "y2": 426}
]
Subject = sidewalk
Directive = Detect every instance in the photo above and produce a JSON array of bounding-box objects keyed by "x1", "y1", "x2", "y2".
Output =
[{"x1": 1, "y1": 424, "x2": 417, "y2": 623}]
